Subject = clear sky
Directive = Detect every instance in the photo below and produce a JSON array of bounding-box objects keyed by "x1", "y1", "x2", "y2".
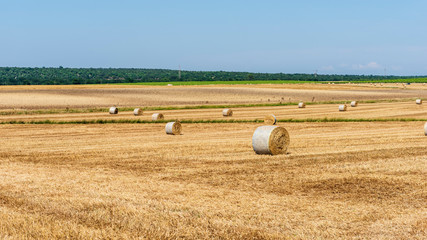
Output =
[{"x1": 1, "y1": 0, "x2": 426, "y2": 75}]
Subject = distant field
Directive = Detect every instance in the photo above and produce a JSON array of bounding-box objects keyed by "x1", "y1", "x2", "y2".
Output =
[
  {"x1": 116, "y1": 78, "x2": 427, "y2": 86},
  {"x1": 116, "y1": 80, "x2": 319, "y2": 85},
  {"x1": 1, "y1": 82, "x2": 427, "y2": 109}
]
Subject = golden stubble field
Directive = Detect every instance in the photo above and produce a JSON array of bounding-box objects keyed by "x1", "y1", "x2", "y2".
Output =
[
  {"x1": 0, "y1": 84, "x2": 426, "y2": 239},
  {"x1": 0, "y1": 83, "x2": 427, "y2": 109}
]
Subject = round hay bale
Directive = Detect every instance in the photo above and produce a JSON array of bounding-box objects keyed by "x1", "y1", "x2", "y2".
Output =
[
  {"x1": 167, "y1": 84, "x2": 173, "y2": 86},
  {"x1": 109, "y1": 107, "x2": 118, "y2": 114},
  {"x1": 339, "y1": 104, "x2": 347, "y2": 111},
  {"x1": 252, "y1": 126, "x2": 290, "y2": 155},
  {"x1": 425, "y1": 122, "x2": 427, "y2": 136},
  {"x1": 298, "y1": 102, "x2": 306, "y2": 108},
  {"x1": 350, "y1": 101, "x2": 358, "y2": 107},
  {"x1": 264, "y1": 114, "x2": 277, "y2": 125},
  {"x1": 416, "y1": 99, "x2": 422, "y2": 105},
  {"x1": 165, "y1": 121, "x2": 182, "y2": 135},
  {"x1": 133, "y1": 108, "x2": 142, "y2": 116},
  {"x1": 152, "y1": 113, "x2": 164, "y2": 121},
  {"x1": 222, "y1": 109, "x2": 233, "y2": 117}
]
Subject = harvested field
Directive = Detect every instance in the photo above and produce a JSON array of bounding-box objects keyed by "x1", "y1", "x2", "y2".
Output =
[
  {"x1": 0, "y1": 122, "x2": 426, "y2": 239},
  {"x1": 0, "y1": 83, "x2": 426, "y2": 239},
  {"x1": 1, "y1": 83, "x2": 427, "y2": 109},
  {"x1": 1, "y1": 101, "x2": 426, "y2": 123}
]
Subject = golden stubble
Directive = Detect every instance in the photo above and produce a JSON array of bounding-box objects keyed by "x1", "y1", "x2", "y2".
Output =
[
  {"x1": 1, "y1": 83, "x2": 427, "y2": 109},
  {"x1": 0, "y1": 122, "x2": 426, "y2": 239}
]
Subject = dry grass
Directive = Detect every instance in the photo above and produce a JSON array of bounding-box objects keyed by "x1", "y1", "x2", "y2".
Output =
[{"x1": 0, "y1": 122, "x2": 426, "y2": 239}]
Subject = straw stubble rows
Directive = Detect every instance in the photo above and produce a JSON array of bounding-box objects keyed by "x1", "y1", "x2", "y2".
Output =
[
  {"x1": 0, "y1": 101, "x2": 426, "y2": 123},
  {"x1": 1, "y1": 122, "x2": 426, "y2": 239}
]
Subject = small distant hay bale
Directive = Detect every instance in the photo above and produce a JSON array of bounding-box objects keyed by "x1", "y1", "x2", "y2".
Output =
[
  {"x1": 298, "y1": 102, "x2": 306, "y2": 108},
  {"x1": 152, "y1": 113, "x2": 164, "y2": 121},
  {"x1": 133, "y1": 108, "x2": 142, "y2": 116},
  {"x1": 416, "y1": 99, "x2": 422, "y2": 105},
  {"x1": 350, "y1": 101, "x2": 358, "y2": 107},
  {"x1": 425, "y1": 122, "x2": 427, "y2": 136},
  {"x1": 109, "y1": 107, "x2": 118, "y2": 114},
  {"x1": 264, "y1": 114, "x2": 277, "y2": 125},
  {"x1": 339, "y1": 105, "x2": 347, "y2": 111},
  {"x1": 252, "y1": 126, "x2": 290, "y2": 155},
  {"x1": 167, "y1": 84, "x2": 173, "y2": 86},
  {"x1": 222, "y1": 109, "x2": 233, "y2": 117},
  {"x1": 165, "y1": 121, "x2": 182, "y2": 135}
]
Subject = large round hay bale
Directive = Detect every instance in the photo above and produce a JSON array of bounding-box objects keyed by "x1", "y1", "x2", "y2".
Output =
[
  {"x1": 109, "y1": 107, "x2": 118, "y2": 114},
  {"x1": 264, "y1": 114, "x2": 277, "y2": 125},
  {"x1": 298, "y1": 102, "x2": 306, "y2": 108},
  {"x1": 351, "y1": 101, "x2": 358, "y2": 107},
  {"x1": 152, "y1": 113, "x2": 164, "y2": 121},
  {"x1": 165, "y1": 121, "x2": 182, "y2": 135},
  {"x1": 133, "y1": 108, "x2": 142, "y2": 116},
  {"x1": 416, "y1": 99, "x2": 422, "y2": 105},
  {"x1": 425, "y1": 122, "x2": 427, "y2": 136},
  {"x1": 252, "y1": 126, "x2": 290, "y2": 155},
  {"x1": 222, "y1": 109, "x2": 233, "y2": 117},
  {"x1": 339, "y1": 104, "x2": 347, "y2": 111}
]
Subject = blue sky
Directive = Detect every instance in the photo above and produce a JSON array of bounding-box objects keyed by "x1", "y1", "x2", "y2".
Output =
[{"x1": 1, "y1": 0, "x2": 426, "y2": 75}]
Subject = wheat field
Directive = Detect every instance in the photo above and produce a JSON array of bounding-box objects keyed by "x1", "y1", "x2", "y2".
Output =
[{"x1": 0, "y1": 84, "x2": 426, "y2": 239}]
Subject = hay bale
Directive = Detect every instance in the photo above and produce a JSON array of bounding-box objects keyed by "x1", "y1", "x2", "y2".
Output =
[
  {"x1": 425, "y1": 122, "x2": 427, "y2": 136},
  {"x1": 264, "y1": 114, "x2": 277, "y2": 125},
  {"x1": 298, "y1": 102, "x2": 306, "y2": 108},
  {"x1": 351, "y1": 101, "x2": 358, "y2": 107},
  {"x1": 165, "y1": 121, "x2": 182, "y2": 135},
  {"x1": 109, "y1": 107, "x2": 118, "y2": 114},
  {"x1": 167, "y1": 84, "x2": 173, "y2": 86},
  {"x1": 339, "y1": 104, "x2": 347, "y2": 111},
  {"x1": 222, "y1": 109, "x2": 233, "y2": 117},
  {"x1": 133, "y1": 108, "x2": 142, "y2": 116},
  {"x1": 416, "y1": 99, "x2": 422, "y2": 105},
  {"x1": 152, "y1": 113, "x2": 164, "y2": 121},
  {"x1": 252, "y1": 126, "x2": 290, "y2": 155}
]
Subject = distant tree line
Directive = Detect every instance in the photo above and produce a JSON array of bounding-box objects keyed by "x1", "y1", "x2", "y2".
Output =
[{"x1": 0, "y1": 67, "x2": 424, "y2": 85}]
